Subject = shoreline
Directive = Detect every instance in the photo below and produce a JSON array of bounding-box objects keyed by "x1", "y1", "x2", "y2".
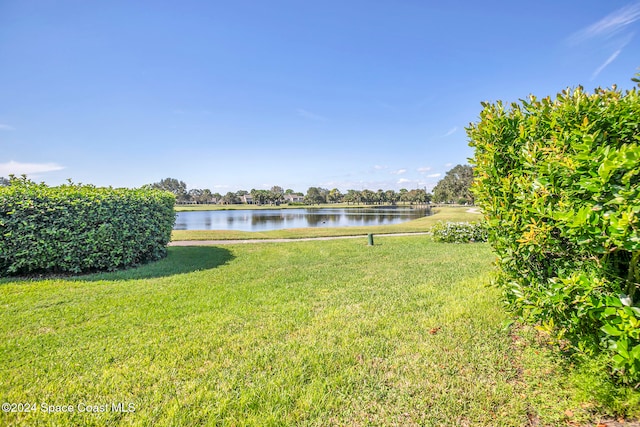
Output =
[{"x1": 168, "y1": 232, "x2": 431, "y2": 246}]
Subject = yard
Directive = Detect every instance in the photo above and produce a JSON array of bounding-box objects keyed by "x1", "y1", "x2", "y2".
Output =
[{"x1": 1, "y1": 233, "x2": 620, "y2": 426}]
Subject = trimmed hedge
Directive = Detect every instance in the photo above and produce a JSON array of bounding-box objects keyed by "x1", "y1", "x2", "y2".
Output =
[
  {"x1": 0, "y1": 177, "x2": 176, "y2": 276},
  {"x1": 431, "y1": 221, "x2": 488, "y2": 243},
  {"x1": 468, "y1": 82, "x2": 640, "y2": 384}
]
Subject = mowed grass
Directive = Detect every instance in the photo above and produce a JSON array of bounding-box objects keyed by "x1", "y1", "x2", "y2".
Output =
[
  {"x1": 171, "y1": 206, "x2": 480, "y2": 241},
  {"x1": 0, "y1": 237, "x2": 614, "y2": 426}
]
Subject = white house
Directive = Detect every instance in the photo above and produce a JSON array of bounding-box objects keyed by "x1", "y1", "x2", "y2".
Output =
[{"x1": 284, "y1": 194, "x2": 304, "y2": 203}]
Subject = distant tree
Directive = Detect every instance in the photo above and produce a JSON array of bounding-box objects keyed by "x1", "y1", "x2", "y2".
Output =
[
  {"x1": 399, "y1": 188, "x2": 409, "y2": 204},
  {"x1": 305, "y1": 187, "x2": 327, "y2": 205},
  {"x1": 221, "y1": 192, "x2": 239, "y2": 204},
  {"x1": 432, "y1": 164, "x2": 474, "y2": 204},
  {"x1": 236, "y1": 190, "x2": 249, "y2": 197},
  {"x1": 0, "y1": 176, "x2": 9, "y2": 187},
  {"x1": 187, "y1": 188, "x2": 214, "y2": 204},
  {"x1": 385, "y1": 189, "x2": 398, "y2": 205},
  {"x1": 426, "y1": 192, "x2": 433, "y2": 203},
  {"x1": 328, "y1": 188, "x2": 342, "y2": 204},
  {"x1": 407, "y1": 189, "x2": 418, "y2": 204},
  {"x1": 361, "y1": 189, "x2": 376, "y2": 204},
  {"x1": 376, "y1": 189, "x2": 387, "y2": 205},
  {"x1": 344, "y1": 189, "x2": 362, "y2": 205},
  {"x1": 259, "y1": 190, "x2": 270, "y2": 204},
  {"x1": 199, "y1": 189, "x2": 214, "y2": 204},
  {"x1": 148, "y1": 178, "x2": 188, "y2": 203},
  {"x1": 401, "y1": 188, "x2": 430, "y2": 205},
  {"x1": 250, "y1": 189, "x2": 269, "y2": 205},
  {"x1": 187, "y1": 188, "x2": 203, "y2": 203},
  {"x1": 320, "y1": 188, "x2": 329, "y2": 203},
  {"x1": 269, "y1": 186, "x2": 284, "y2": 204}
]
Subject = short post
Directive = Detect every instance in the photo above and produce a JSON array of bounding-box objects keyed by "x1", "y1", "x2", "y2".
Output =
[{"x1": 367, "y1": 233, "x2": 374, "y2": 246}]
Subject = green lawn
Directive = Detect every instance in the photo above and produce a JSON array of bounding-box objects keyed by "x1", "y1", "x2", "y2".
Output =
[
  {"x1": 1, "y1": 236, "x2": 625, "y2": 426},
  {"x1": 171, "y1": 206, "x2": 480, "y2": 241}
]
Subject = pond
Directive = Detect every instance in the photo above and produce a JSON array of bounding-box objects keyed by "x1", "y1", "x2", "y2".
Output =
[{"x1": 174, "y1": 207, "x2": 432, "y2": 231}]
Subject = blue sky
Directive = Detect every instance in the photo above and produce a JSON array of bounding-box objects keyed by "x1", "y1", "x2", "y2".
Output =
[{"x1": 1, "y1": 1, "x2": 639, "y2": 193}]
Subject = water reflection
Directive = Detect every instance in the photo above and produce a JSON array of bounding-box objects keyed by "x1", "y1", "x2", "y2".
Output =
[{"x1": 174, "y1": 208, "x2": 431, "y2": 231}]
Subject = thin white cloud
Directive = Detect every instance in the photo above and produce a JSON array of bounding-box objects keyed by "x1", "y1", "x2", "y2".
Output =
[
  {"x1": 397, "y1": 178, "x2": 411, "y2": 184},
  {"x1": 567, "y1": 3, "x2": 640, "y2": 78},
  {"x1": 592, "y1": 48, "x2": 623, "y2": 79},
  {"x1": 427, "y1": 173, "x2": 442, "y2": 178},
  {"x1": 373, "y1": 165, "x2": 388, "y2": 171},
  {"x1": 296, "y1": 109, "x2": 327, "y2": 122},
  {"x1": 0, "y1": 124, "x2": 15, "y2": 131},
  {"x1": 569, "y1": 3, "x2": 640, "y2": 44},
  {"x1": 444, "y1": 163, "x2": 453, "y2": 168},
  {"x1": 390, "y1": 168, "x2": 407, "y2": 175},
  {"x1": 417, "y1": 167, "x2": 432, "y2": 174},
  {"x1": 0, "y1": 161, "x2": 65, "y2": 175},
  {"x1": 442, "y1": 127, "x2": 458, "y2": 137}
]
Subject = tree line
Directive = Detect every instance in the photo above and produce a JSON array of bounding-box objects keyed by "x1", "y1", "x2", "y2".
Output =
[
  {"x1": 0, "y1": 164, "x2": 474, "y2": 205},
  {"x1": 143, "y1": 164, "x2": 474, "y2": 205}
]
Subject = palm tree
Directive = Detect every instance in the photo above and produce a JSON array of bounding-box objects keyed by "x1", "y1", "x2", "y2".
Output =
[
  {"x1": 328, "y1": 188, "x2": 343, "y2": 204},
  {"x1": 361, "y1": 189, "x2": 375, "y2": 204}
]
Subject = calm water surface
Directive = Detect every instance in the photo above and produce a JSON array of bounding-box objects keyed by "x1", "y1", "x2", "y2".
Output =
[{"x1": 174, "y1": 207, "x2": 431, "y2": 231}]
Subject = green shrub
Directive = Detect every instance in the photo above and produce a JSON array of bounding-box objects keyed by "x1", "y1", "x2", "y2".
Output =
[
  {"x1": 0, "y1": 177, "x2": 175, "y2": 276},
  {"x1": 431, "y1": 221, "x2": 488, "y2": 243},
  {"x1": 468, "y1": 80, "x2": 640, "y2": 386}
]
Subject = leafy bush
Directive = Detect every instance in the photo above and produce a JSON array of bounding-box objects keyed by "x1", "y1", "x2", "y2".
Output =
[
  {"x1": 0, "y1": 177, "x2": 175, "y2": 276},
  {"x1": 431, "y1": 221, "x2": 488, "y2": 243},
  {"x1": 468, "y1": 81, "x2": 640, "y2": 385}
]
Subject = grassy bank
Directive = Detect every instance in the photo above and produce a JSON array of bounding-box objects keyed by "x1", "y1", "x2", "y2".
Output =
[
  {"x1": 171, "y1": 206, "x2": 479, "y2": 241},
  {"x1": 1, "y1": 236, "x2": 632, "y2": 426}
]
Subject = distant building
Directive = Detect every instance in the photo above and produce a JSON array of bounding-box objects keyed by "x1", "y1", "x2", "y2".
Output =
[
  {"x1": 284, "y1": 194, "x2": 304, "y2": 203},
  {"x1": 241, "y1": 194, "x2": 254, "y2": 204}
]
